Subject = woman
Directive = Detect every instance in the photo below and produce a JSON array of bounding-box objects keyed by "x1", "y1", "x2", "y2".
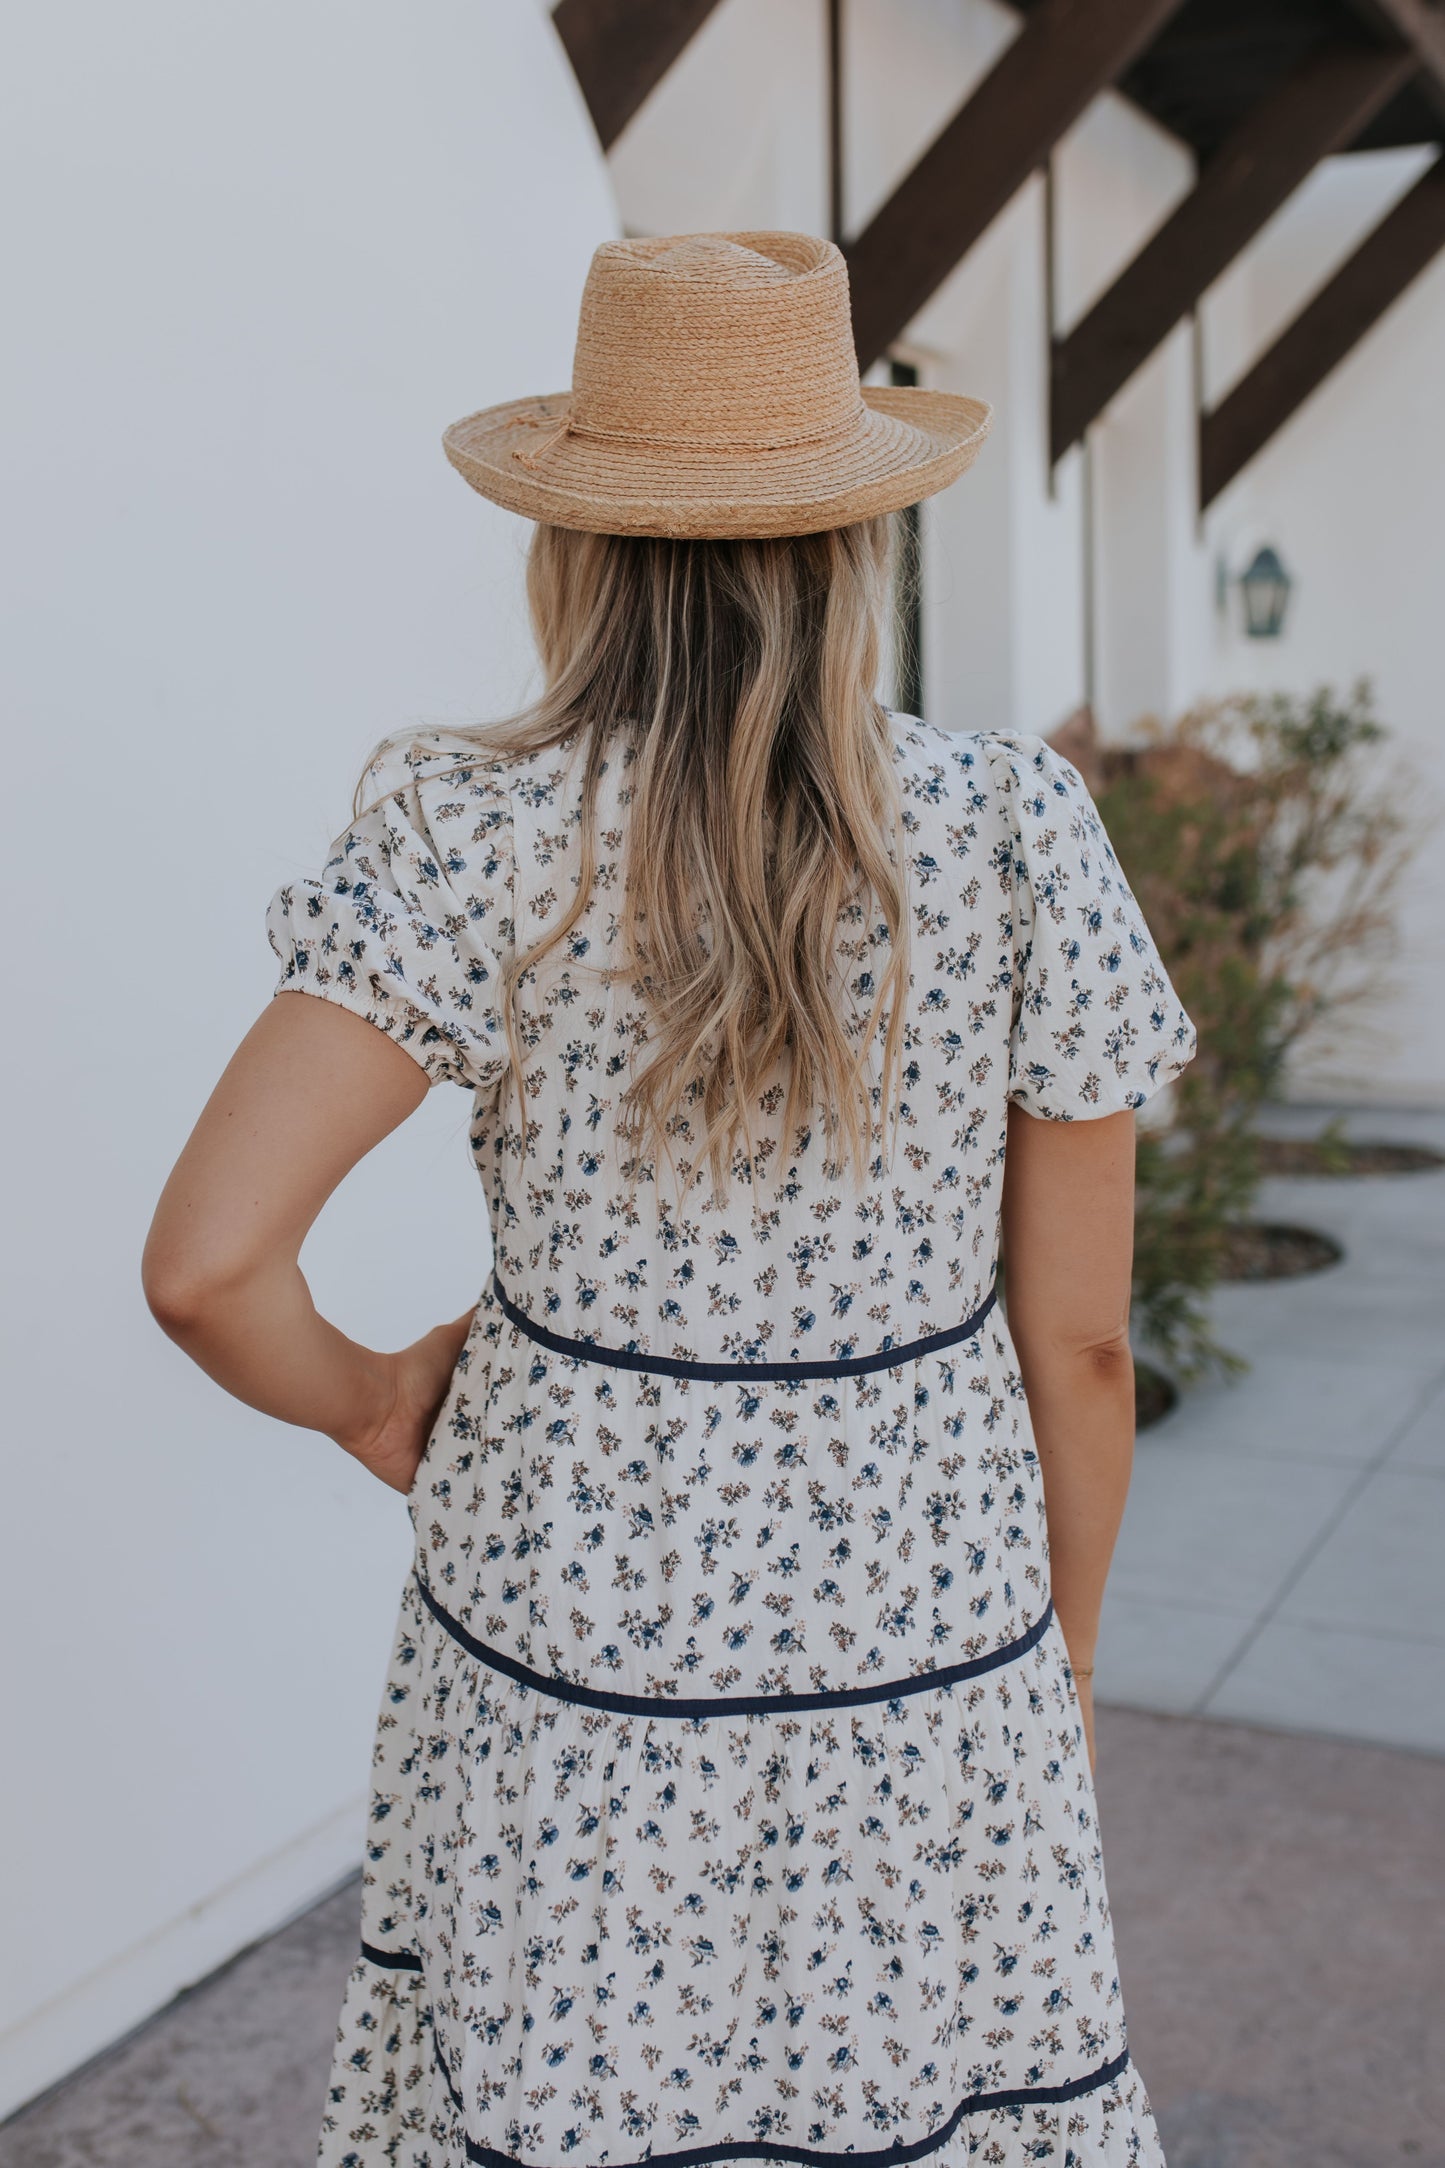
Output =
[{"x1": 145, "y1": 233, "x2": 1194, "y2": 2167}]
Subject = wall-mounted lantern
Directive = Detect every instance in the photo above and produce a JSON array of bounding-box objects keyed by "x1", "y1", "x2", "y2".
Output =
[
  {"x1": 1217, "y1": 544, "x2": 1294, "y2": 639},
  {"x1": 1239, "y1": 545, "x2": 1293, "y2": 638}
]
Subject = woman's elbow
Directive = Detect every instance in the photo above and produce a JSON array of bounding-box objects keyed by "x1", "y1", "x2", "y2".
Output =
[
  {"x1": 141, "y1": 1227, "x2": 250, "y2": 1338},
  {"x1": 143, "y1": 1251, "x2": 212, "y2": 1336},
  {"x1": 1014, "y1": 1315, "x2": 1134, "y2": 1391},
  {"x1": 1077, "y1": 1332, "x2": 1134, "y2": 1389}
]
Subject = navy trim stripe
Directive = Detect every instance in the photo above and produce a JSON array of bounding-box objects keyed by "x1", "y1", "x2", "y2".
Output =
[
  {"x1": 430, "y1": 2029, "x2": 1132, "y2": 2167},
  {"x1": 360, "y1": 1940, "x2": 423, "y2": 1972},
  {"x1": 491, "y1": 1272, "x2": 998, "y2": 1382},
  {"x1": 415, "y1": 1571, "x2": 1052, "y2": 1720}
]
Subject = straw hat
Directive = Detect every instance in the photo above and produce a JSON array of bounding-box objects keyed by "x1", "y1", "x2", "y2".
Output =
[{"x1": 442, "y1": 232, "x2": 991, "y2": 540}]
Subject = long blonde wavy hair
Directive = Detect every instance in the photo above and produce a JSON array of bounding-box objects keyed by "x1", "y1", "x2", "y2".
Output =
[{"x1": 479, "y1": 516, "x2": 910, "y2": 1193}]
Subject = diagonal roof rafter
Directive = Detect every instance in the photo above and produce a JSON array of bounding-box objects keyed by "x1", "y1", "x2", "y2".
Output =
[
  {"x1": 552, "y1": 0, "x2": 725, "y2": 153},
  {"x1": 843, "y1": 0, "x2": 1191, "y2": 372},
  {"x1": 1050, "y1": 40, "x2": 1417, "y2": 460},
  {"x1": 1200, "y1": 150, "x2": 1445, "y2": 504},
  {"x1": 1344, "y1": 0, "x2": 1445, "y2": 115}
]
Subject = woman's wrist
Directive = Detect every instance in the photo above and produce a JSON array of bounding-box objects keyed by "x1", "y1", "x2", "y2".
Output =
[
  {"x1": 1055, "y1": 1616, "x2": 1099, "y2": 1671},
  {"x1": 328, "y1": 1343, "x2": 400, "y2": 1463}
]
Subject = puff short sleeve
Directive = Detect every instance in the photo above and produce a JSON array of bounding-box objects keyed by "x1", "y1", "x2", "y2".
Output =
[
  {"x1": 265, "y1": 738, "x2": 514, "y2": 1095},
  {"x1": 982, "y1": 731, "x2": 1196, "y2": 1120}
]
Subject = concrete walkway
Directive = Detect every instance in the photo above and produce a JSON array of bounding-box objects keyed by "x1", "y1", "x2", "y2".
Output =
[
  {"x1": 6, "y1": 1708, "x2": 1443, "y2": 2168},
  {"x1": 1102, "y1": 1103, "x2": 1445, "y2": 1755}
]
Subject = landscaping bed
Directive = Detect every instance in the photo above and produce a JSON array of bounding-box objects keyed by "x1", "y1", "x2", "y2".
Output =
[
  {"x1": 1256, "y1": 1136, "x2": 1444, "y2": 1177},
  {"x1": 1217, "y1": 1221, "x2": 1344, "y2": 1280}
]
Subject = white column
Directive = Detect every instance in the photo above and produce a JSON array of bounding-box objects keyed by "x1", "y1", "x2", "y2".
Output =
[
  {"x1": 1090, "y1": 319, "x2": 1208, "y2": 734},
  {"x1": 914, "y1": 181, "x2": 1088, "y2": 738}
]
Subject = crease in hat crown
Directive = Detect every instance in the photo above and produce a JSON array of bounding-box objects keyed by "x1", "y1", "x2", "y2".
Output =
[{"x1": 441, "y1": 228, "x2": 993, "y2": 541}]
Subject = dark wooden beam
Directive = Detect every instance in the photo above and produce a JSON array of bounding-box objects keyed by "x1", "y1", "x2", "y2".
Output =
[
  {"x1": 1344, "y1": 0, "x2": 1445, "y2": 117},
  {"x1": 844, "y1": 0, "x2": 1190, "y2": 372},
  {"x1": 1051, "y1": 43, "x2": 1416, "y2": 460},
  {"x1": 552, "y1": 0, "x2": 724, "y2": 152},
  {"x1": 1200, "y1": 153, "x2": 1445, "y2": 506},
  {"x1": 826, "y1": 0, "x2": 844, "y2": 246}
]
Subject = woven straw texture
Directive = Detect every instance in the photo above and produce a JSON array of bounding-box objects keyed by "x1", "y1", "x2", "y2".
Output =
[{"x1": 442, "y1": 232, "x2": 991, "y2": 539}]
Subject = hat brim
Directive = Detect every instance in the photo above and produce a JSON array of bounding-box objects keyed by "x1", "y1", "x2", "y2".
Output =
[{"x1": 441, "y1": 386, "x2": 992, "y2": 540}]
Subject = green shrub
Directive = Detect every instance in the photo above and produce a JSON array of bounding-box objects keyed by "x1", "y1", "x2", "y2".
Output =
[{"x1": 1054, "y1": 683, "x2": 1418, "y2": 1380}]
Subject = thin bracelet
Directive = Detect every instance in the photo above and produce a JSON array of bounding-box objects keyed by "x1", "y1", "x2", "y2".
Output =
[{"x1": 1072, "y1": 1664, "x2": 1095, "y2": 1679}]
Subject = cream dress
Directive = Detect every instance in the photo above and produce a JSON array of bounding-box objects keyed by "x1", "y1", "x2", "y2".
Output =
[{"x1": 266, "y1": 714, "x2": 1195, "y2": 2168}]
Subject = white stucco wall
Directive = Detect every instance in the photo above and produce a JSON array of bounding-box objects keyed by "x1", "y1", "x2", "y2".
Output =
[
  {"x1": 0, "y1": 1, "x2": 614, "y2": 2113},
  {"x1": 608, "y1": 0, "x2": 830, "y2": 233},
  {"x1": 1200, "y1": 153, "x2": 1445, "y2": 1104},
  {"x1": 1053, "y1": 95, "x2": 1206, "y2": 731}
]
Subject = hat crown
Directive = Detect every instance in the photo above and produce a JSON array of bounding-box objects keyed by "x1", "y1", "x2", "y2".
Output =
[{"x1": 569, "y1": 232, "x2": 863, "y2": 452}]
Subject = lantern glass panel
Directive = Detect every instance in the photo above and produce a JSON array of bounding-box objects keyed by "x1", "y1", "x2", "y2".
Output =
[{"x1": 1241, "y1": 545, "x2": 1291, "y2": 639}]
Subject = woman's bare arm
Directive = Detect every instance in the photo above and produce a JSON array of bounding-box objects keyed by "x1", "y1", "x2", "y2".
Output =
[
  {"x1": 1000, "y1": 1103, "x2": 1138, "y2": 1762},
  {"x1": 142, "y1": 992, "x2": 469, "y2": 1491}
]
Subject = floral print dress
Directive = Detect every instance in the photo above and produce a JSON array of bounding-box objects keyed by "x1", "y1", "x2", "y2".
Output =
[{"x1": 266, "y1": 715, "x2": 1195, "y2": 2168}]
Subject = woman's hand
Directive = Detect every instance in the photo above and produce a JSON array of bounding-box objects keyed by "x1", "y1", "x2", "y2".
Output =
[{"x1": 339, "y1": 1308, "x2": 477, "y2": 1495}]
